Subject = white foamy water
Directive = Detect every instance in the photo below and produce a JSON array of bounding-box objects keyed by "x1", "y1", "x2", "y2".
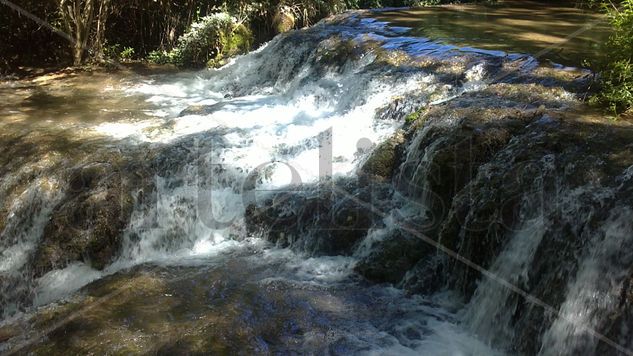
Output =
[
  {"x1": 0, "y1": 177, "x2": 62, "y2": 273},
  {"x1": 102, "y1": 22, "x2": 490, "y2": 265}
]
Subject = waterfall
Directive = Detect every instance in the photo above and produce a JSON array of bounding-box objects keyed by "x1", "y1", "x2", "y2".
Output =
[{"x1": 0, "y1": 14, "x2": 500, "y2": 318}]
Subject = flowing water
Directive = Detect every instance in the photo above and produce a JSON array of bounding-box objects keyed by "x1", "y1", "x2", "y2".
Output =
[{"x1": 1, "y1": 3, "x2": 631, "y2": 355}]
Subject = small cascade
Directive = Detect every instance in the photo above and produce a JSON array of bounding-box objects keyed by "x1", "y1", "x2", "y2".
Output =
[
  {"x1": 463, "y1": 218, "x2": 546, "y2": 348},
  {"x1": 539, "y1": 201, "x2": 633, "y2": 354},
  {"x1": 0, "y1": 13, "x2": 505, "y2": 319},
  {"x1": 0, "y1": 176, "x2": 63, "y2": 317}
]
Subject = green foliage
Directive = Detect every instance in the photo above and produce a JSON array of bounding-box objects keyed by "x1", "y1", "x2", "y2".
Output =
[
  {"x1": 592, "y1": 0, "x2": 633, "y2": 114},
  {"x1": 146, "y1": 50, "x2": 170, "y2": 65},
  {"x1": 0, "y1": 0, "x2": 70, "y2": 71},
  {"x1": 147, "y1": 12, "x2": 253, "y2": 68},
  {"x1": 176, "y1": 13, "x2": 234, "y2": 67},
  {"x1": 594, "y1": 59, "x2": 633, "y2": 115},
  {"x1": 104, "y1": 44, "x2": 135, "y2": 61},
  {"x1": 104, "y1": 43, "x2": 122, "y2": 60},
  {"x1": 120, "y1": 47, "x2": 135, "y2": 60},
  {"x1": 0, "y1": 0, "x2": 508, "y2": 72}
]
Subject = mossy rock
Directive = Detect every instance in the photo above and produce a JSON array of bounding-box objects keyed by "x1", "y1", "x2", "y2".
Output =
[
  {"x1": 245, "y1": 179, "x2": 389, "y2": 256},
  {"x1": 360, "y1": 130, "x2": 406, "y2": 181}
]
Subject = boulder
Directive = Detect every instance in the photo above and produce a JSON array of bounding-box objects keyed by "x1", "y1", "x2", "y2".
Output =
[{"x1": 245, "y1": 180, "x2": 390, "y2": 256}]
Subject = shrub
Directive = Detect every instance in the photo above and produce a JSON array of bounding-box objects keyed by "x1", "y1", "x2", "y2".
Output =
[
  {"x1": 120, "y1": 47, "x2": 135, "y2": 60},
  {"x1": 146, "y1": 50, "x2": 172, "y2": 65},
  {"x1": 104, "y1": 44, "x2": 136, "y2": 62},
  {"x1": 592, "y1": 0, "x2": 633, "y2": 114},
  {"x1": 148, "y1": 12, "x2": 253, "y2": 68},
  {"x1": 176, "y1": 13, "x2": 234, "y2": 67}
]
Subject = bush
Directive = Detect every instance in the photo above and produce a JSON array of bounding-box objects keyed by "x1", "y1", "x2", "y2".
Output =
[
  {"x1": 120, "y1": 47, "x2": 135, "y2": 60},
  {"x1": 104, "y1": 44, "x2": 136, "y2": 62},
  {"x1": 592, "y1": 0, "x2": 633, "y2": 114},
  {"x1": 148, "y1": 12, "x2": 253, "y2": 68}
]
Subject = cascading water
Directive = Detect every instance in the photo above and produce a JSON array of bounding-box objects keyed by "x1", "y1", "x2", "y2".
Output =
[
  {"x1": 463, "y1": 217, "x2": 546, "y2": 348},
  {"x1": 1, "y1": 9, "x2": 632, "y2": 356},
  {"x1": 0, "y1": 14, "x2": 501, "y2": 354}
]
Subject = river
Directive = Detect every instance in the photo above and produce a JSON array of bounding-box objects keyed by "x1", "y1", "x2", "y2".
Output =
[{"x1": 1, "y1": 2, "x2": 631, "y2": 355}]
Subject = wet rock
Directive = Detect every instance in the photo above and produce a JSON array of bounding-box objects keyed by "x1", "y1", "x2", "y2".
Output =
[
  {"x1": 32, "y1": 158, "x2": 149, "y2": 275},
  {"x1": 179, "y1": 102, "x2": 229, "y2": 117},
  {"x1": 0, "y1": 324, "x2": 20, "y2": 343},
  {"x1": 374, "y1": 93, "x2": 430, "y2": 122},
  {"x1": 246, "y1": 180, "x2": 390, "y2": 256},
  {"x1": 357, "y1": 69, "x2": 633, "y2": 354},
  {"x1": 595, "y1": 267, "x2": 633, "y2": 355},
  {"x1": 355, "y1": 230, "x2": 430, "y2": 284},
  {"x1": 360, "y1": 130, "x2": 406, "y2": 182},
  {"x1": 396, "y1": 103, "x2": 539, "y2": 237},
  {"x1": 399, "y1": 253, "x2": 446, "y2": 295}
]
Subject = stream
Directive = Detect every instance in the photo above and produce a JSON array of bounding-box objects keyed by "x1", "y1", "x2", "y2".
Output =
[{"x1": 1, "y1": 3, "x2": 631, "y2": 355}]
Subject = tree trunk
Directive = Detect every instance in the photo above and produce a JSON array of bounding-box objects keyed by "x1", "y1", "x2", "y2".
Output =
[
  {"x1": 93, "y1": 0, "x2": 111, "y2": 62},
  {"x1": 59, "y1": 0, "x2": 96, "y2": 66},
  {"x1": 73, "y1": 37, "x2": 83, "y2": 65}
]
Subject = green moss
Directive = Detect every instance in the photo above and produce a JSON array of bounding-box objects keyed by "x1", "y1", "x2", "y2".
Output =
[
  {"x1": 226, "y1": 24, "x2": 253, "y2": 55},
  {"x1": 207, "y1": 24, "x2": 254, "y2": 68},
  {"x1": 405, "y1": 111, "x2": 420, "y2": 123},
  {"x1": 405, "y1": 107, "x2": 431, "y2": 124},
  {"x1": 208, "y1": 24, "x2": 254, "y2": 68}
]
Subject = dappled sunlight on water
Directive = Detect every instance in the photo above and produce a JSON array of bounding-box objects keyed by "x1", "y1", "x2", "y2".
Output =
[{"x1": 372, "y1": 0, "x2": 609, "y2": 67}]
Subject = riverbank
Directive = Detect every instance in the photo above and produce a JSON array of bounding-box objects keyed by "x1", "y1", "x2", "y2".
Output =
[{"x1": 0, "y1": 62, "x2": 182, "y2": 83}]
